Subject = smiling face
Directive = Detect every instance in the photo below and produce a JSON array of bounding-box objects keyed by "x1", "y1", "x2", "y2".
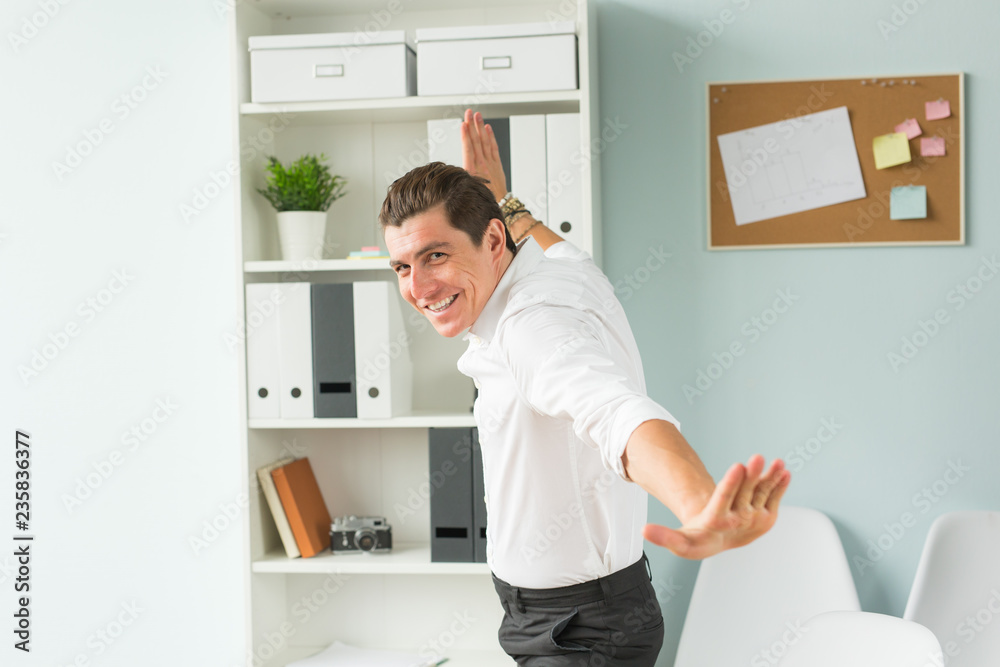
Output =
[{"x1": 385, "y1": 204, "x2": 511, "y2": 338}]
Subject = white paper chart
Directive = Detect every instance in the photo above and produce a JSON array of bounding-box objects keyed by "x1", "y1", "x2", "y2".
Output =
[{"x1": 717, "y1": 106, "x2": 866, "y2": 225}]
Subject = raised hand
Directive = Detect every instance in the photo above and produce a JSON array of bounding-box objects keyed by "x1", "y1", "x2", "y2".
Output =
[
  {"x1": 460, "y1": 108, "x2": 508, "y2": 201},
  {"x1": 642, "y1": 455, "x2": 791, "y2": 560}
]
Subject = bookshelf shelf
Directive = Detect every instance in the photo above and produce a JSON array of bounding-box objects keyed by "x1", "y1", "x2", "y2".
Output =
[
  {"x1": 268, "y1": 645, "x2": 514, "y2": 667},
  {"x1": 244, "y1": 258, "x2": 390, "y2": 273},
  {"x1": 240, "y1": 89, "x2": 580, "y2": 125},
  {"x1": 248, "y1": 411, "x2": 476, "y2": 430},
  {"x1": 253, "y1": 542, "x2": 489, "y2": 575}
]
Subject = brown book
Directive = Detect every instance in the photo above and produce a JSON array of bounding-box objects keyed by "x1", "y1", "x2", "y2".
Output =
[{"x1": 270, "y1": 458, "x2": 332, "y2": 558}]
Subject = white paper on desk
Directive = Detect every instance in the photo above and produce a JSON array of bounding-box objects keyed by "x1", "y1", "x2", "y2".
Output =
[
  {"x1": 717, "y1": 106, "x2": 866, "y2": 225},
  {"x1": 287, "y1": 641, "x2": 440, "y2": 667}
]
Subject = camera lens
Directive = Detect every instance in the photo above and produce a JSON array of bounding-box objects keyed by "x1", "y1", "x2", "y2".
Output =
[{"x1": 354, "y1": 528, "x2": 377, "y2": 552}]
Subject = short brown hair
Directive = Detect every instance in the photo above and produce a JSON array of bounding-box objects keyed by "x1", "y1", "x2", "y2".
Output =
[{"x1": 379, "y1": 162, "x2": 516, "y2": 253}]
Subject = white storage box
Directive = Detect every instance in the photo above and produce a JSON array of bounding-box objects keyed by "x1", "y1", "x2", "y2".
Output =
[
  {"x1": 416, "y1": 22, "x2": 577, "y2": 97},
  {"x1": 249, "y1": 31, "x2": 415, "y2": 103}
]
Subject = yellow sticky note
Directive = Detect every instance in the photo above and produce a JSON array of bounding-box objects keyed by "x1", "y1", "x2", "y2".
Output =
[{"x1": 873, "y1": 132, "x2": 912, "y2": 170}]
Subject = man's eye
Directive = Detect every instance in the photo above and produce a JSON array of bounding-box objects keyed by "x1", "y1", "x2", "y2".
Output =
[
  {"x1": 430, "y1": 253, "x2": 446, "y2": 260},
  {"x1": 395, "y1": 265, "x2": 409, "y2": 274}
]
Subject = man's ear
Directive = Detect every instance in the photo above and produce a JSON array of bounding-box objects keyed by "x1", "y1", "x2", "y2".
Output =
[{"x1": 487, "y1": 217, "x2": 507, "y2": 257}]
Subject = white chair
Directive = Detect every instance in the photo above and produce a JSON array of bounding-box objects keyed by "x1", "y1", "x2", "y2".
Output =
[
  {"x1": 779, "y1": 611, "x2": 942, "y2": 667},
  {"x1": 904, "y1": 510, "x2": 1000, "y2": 666},
  {"x1": 673, "y1": 506, "x2": 860, "y2": 667}
]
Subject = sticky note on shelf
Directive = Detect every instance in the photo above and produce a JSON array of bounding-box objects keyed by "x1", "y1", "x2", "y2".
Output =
[
  {"x1": 894, "y1": 118, "x2": 922, "y2": 139},
  {"x1": 890, "y1": 186, "x2": 927, "y2": 220},
  {"x1": 873, "y1": 132, "x2": 912, "y2": 169},
  {"x1": 926, "y1": 99, "x2": 951, "y2": 120},
  {"x1": 920, "y1": 137, "x2": 946, "y2": 157}
]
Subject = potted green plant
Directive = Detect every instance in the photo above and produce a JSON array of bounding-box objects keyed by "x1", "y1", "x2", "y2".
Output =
[{"x1": 257, "y1": 153, "x2": 347, "y2": 261}]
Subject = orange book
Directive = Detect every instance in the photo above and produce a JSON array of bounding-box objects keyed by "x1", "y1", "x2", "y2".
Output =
[{"x1": 270, "y1": 458, "x2": 332, "y2": 558}]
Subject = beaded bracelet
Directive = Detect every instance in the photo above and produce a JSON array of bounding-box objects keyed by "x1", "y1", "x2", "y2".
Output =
[
  {"x1": 503, "y1": 208, "x2": 528, "y2": 228},
  {"x1": 506, "y1": 210, "x2": 531, "y2": 231},
  {"x1": 500, "y1": 195, "x2": 524, "y2": 219},
  {"x1": 513, "y1": 219, "x2": 542, "y2": 244}
]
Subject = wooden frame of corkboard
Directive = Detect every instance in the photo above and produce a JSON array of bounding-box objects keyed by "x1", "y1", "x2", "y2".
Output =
[{"x1": 707, "y1": 73, "x2": 964, "y2": 250}]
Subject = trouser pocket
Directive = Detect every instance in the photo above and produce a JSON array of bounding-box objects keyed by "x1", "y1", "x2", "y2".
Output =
[
  {"x1": 549, "y1": 608, "x2": 592, "y2": 652},
  {"x1": 499, "y1": 603, "x2": 602, "y2": 658}
]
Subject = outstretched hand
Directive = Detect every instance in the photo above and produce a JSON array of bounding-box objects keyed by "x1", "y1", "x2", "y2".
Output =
[
  {"x1": 460, "y1": 108, "x2": 507, "y2": 201},
  {"x1": 643, "y1": 455, "x2": 791, "y2": 560}
]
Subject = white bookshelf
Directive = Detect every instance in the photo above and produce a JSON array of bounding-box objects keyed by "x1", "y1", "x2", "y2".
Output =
[{"x1": 230, "y1": 1, "x2": 601, "y2": 664}]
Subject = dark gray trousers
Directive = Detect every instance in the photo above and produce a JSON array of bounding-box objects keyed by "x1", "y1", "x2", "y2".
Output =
[{"x1": 492, "y1": 554, "x2": 664, "y2": 666}]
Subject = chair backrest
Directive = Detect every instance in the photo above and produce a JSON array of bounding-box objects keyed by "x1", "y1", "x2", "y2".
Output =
[
  {"x1": 904, "y1": 510, "x2": 1000, "y2": 666},
  {"x1": 673, "y1": 506, "x2": 860, "y2": 667},
  {"x1": 780, "y1": 611, "x2": 942, "y2": 667}
]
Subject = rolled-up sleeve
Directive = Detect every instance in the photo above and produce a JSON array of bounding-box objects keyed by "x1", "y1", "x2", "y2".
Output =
[{"x1": 498, "y1": 304, "x2": 680, "y2": 482}]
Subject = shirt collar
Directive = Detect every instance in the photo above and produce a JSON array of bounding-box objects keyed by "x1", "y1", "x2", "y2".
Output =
[{"x1": 466, "y1": 236, "x2": 544, "y2": 344}]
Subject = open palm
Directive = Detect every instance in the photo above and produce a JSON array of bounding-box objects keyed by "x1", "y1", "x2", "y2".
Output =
[
  {"x1": 460, "y1": 108, "x2": 507, "y2": 201},
  {"x1": 643, "y1": 455, "x2": 791, "y2": 560}
]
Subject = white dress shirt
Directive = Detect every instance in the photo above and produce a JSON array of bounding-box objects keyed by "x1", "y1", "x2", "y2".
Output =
[{"x1": 457, "y1": 237, "x2": 680, "y2": 588}]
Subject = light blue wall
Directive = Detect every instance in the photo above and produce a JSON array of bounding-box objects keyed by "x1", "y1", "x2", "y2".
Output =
[{"x1": 595, "y1": 0, "x2": 1000, "y2": 663}]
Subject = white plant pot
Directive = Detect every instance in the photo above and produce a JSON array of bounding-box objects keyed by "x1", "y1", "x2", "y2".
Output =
[{"x1": 277, "y1": 210, "x2": 328, "y2": 261}]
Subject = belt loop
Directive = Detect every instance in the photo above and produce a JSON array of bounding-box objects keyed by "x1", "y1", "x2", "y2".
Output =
[
  {"x1": 599, "y1": 573, "x2": 615, "y2": 603},
  {"x1": 514, "y1": 587, "x2": 525, "y2": 613},
  {"x1": 643, "y1": 552, "x2": 652, "y2": 582}
]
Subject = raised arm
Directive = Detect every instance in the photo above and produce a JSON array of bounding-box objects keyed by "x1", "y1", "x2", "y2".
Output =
[
  {"x1": 460, "y1": 109, "x2": 565, "y2": 251},
  {"x1": 622, "y1": 420, "x2": 791, "y2": 560}
]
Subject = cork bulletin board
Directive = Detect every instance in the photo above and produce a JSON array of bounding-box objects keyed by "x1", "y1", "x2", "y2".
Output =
[{"x1": 707, "y1": 73, "x2": 964, "y2": 250}]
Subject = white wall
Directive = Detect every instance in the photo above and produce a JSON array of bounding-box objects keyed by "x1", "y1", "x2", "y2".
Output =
[{"x1": 1, "y1": 1, "x2": 246, "y2": 664}]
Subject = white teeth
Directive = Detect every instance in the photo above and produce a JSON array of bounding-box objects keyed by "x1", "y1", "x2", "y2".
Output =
[{"x1": 428, "y1": 295, "x2": 456, "y2": 312}]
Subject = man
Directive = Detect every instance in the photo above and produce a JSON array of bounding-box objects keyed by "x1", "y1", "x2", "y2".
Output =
[{"x1": 380, "y1": 109, "x2": 791, "y2": 665}]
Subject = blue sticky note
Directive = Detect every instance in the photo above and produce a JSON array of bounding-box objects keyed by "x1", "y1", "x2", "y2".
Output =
[{"x1": 890, "y1": 186, "x2": 927, "y2": 220}]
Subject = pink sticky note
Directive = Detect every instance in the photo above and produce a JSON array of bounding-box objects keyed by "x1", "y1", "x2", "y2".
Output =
[
  {"x1": 361, "y1": 246, "x2": 381, "y2": 251},
  {"x1": 926, "y1": 100, "x2": 951, "y2": 120},
  {"x1": 895, "y1": 118, "x2": 922, "y2": 139},
  {"x1": 921, "y1": 137, "x2": 946, "y2": 157}
]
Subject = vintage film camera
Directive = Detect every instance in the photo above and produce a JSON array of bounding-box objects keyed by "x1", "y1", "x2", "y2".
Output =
[{"x1": 330, "y1": 515, "x2": 392, "y2": 553}]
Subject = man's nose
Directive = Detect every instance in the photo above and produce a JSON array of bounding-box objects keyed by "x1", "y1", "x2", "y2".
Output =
[{"x1": 409, "y1": 266, "x2": 436, "y2": 300}]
